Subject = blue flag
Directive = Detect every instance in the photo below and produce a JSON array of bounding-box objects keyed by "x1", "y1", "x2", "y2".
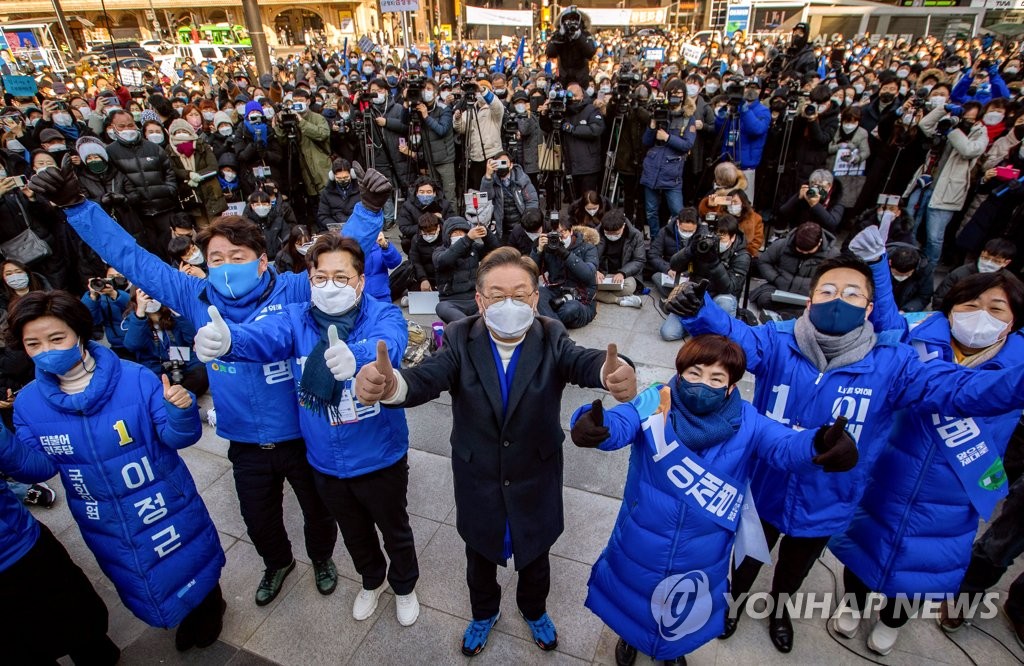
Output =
[{"x1": 513, "y1": 36, "x2": 526, "y2": 70}]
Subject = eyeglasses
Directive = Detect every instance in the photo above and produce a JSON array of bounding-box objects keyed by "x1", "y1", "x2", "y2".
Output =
[
  {"x1": 310, "y1": 274, "x2": 356, "y2": 288},
  {"x1": 479, "y1": 290, "x2": 536, "y2": 306},
  {"x1": 813, "y1": 285, "x2": 869, "y2": 304}
]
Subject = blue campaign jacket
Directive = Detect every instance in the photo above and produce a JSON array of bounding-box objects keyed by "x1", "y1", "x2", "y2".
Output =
[
  {"x1": 223, "y1": 296, "x2": 410, "y2": 479},
  {"x1": 639, "y1": 115, "x2": 696, "y2": 190},
  {"x1": 5, "y1": 343, "x2": 223, "y2": 627},
  {"x1": 82, "y1": 290, "x2": 130, "y2": 349},
  {"x1": 831, "y1": 313, "x2": 1024, "y2": 596},
  {"x1": 364, "y1": 240, "x2": 403, "y2": 302},
  {"x1": 0, "y1": 427, "x2": 40, "y2": 574},
  {"x1": 122, "y1": 313, "x2": 203, "y2": 375},
  {"x1": 683, "y1": 295, "x2": 1024, "y2": 537},
  {"x1": 62, "y1": 200, "x2": 382, "y2": 444},
  {"x1": 570, "y1": 385, "x2": 817, "y2": 660}
]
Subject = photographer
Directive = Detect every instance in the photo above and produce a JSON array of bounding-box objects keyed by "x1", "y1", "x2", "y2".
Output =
[
  {"x1": 454, "y1": 79, "x2": 505, "y2": 194},
  {"x1": 317, "y1": 158, "x2": 361, "y2": 231},
  {"x1": 714, "y1": 80, "x2": 771, "y2": 183},
  {"x1": 539, "y1": 82, "x2": 606, "y2": 199},
  {"x1": 531, "y1": 217, "x2": 599, "y2": 329},
  {"x1": 640, "y1": 90, "x2": 697, "y2": 240},
  {"x1": 366, "y1": 78, "x2": 412, "y2": 223},
  {"x1": 481, "y1": 151, "x2": 539, "y2": 243},
  {"x1": 433, "y1": 216, "x2": 499, "y2": 323},
  {"x1": 778, "y1": 169, "x2": 845, "y2": 232},
  {"x1": 780, "y1": 23, "x2": 819, "y2": 80},
  {"x1": 661, "y1": 214, "x2": 750, "y2": 340},
  {"x1": 509, "y1": 91, "x2": 542, "y2": 191},
  {"x1": 411, "y1": 78, "x2": 457, "y2": 204},
  {"x1": 122, "y1": 287, "x2": 209, "y2": 398},
  {"x1": 81, "y1": 266, "x2": 131, "y2": 358},
  {"x1": 610, "y1": 81, "x2": 652, "y2": 230},
  {"x1": 234, "y1": 103, "x2": 283, "y2": 194},
  {"x1": 595, "y1": 210, "x2": 645, "y2": 309},
  {"x1": 545, "y1": 6, "x2": 597, "y2": 87},
  {"x1": 272, "y1": 89, "x2": 332, "y2": 217}
]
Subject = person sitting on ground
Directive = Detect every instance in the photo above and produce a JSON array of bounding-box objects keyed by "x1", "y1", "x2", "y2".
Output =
[
  {"x1": 934, "y1": 238, "x2": 1017, "y2": 309},
  {"x1": 648, "y1": 209, "x2": 698, "y2": 297},
  {"x1": 595, "y1": 210, "x2": 645, "y2": 309},
  {"x1": 434, "y1": 216, "x2": 499, "y2": 323},
  {"x1": 777, "y1": 169, "x2": 845, "y2": 233},
  {"x1": 508, "y1": 209, "x2": 545, "y2": 258},
  {"x1": 751, "y1": 221, "x2": 839, "y2": 320},
  {"x1": 409, "y1": 213, "x2": 443, "y2": 293},
  {"x1": 887, "y1": 243, "x2": 933, "y2": 313}
]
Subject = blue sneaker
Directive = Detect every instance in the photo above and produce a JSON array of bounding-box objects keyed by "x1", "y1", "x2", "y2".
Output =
[
  {"x1": 462, "y1": 612, "x2": 500, "y2": 657},
  {"x1": 522, "y1": 612, "x2": 558, "y2": 651}
]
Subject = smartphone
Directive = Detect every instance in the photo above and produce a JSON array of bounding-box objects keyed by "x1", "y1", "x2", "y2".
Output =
[
  {"x1": 711, "y1": 194, "x2": 730, "y2": 207},
  {"x1": 52, "y1": 81, "x2": 68, "y2": 95},
  {"x1": 10, "y1": 175, "x2": 26, "y2": 187},
  {"x1": 398, "y1": 138, "x2": 407, "y2": 150}
]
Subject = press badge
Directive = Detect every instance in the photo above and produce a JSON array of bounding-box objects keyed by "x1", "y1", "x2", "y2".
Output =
[
  {"x1": 331, "y1": 389, "x2": 359, "y2": 426},
  {"x1": 169, "y1": 346, "x2": 190, "y2": 362}
]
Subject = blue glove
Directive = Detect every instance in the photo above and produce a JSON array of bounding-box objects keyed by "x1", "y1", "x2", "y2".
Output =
[
  {"x1": 561, "y1": 121, "x2": 574, "y2": 134},
  {"x1": 945, "y1": 103, "x2": 963, "y2": 115}
]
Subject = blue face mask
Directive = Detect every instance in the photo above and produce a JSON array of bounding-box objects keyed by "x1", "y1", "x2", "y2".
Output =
[
  {"x1": 34, "y1": 341, "x2": 83, "y2": 375},
  {"x1": 417, "y1": 193, "x2": 435, "y2": 206},
  {"x1": 208, "y1": 259, "x2": 262, "y2": 299},
  {"x1": 677, "y1": 378, "x2": 730, "y2": 415},
  {"x1": 808, "y1": 298, "x2": 867, "y2": 335},
  {"x1": 386, "y1": 75, "x2": 399, "y2": 87}
]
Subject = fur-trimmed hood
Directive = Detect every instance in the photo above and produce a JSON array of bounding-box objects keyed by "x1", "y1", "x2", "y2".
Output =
[{"x1": 556, "y1": 7, "x2": 592, "y2": 33}]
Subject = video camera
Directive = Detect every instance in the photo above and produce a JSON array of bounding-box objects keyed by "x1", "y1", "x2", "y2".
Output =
[
  {"x1": 279, "y1": 102, "x2": 301, "y2": 140},
  {"x1": 547, "y1": 83, "x2": 573, "y2": 123},
  {"x1": 89, "y1": 276, "x2": 129, "y2": 292},
  {"x1": 404, "y1": 75, "x2": 425, "y2": 105},
  {"x1": 693, "y1": 213, "x2": 720, "y2": 256},
  {"x1": 723, "y1": 76, "x2": 750, "y2": 108},
  {"x1": 648, "y1": 98, "x2": 670, "y2": 130}
]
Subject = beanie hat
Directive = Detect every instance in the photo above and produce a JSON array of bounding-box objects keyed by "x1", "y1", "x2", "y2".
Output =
[{"x1": 75, "y1": 137, "x2": 108, "y2": 162}]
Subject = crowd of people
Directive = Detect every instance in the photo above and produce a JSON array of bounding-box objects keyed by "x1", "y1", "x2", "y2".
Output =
[{"x1": 2, "y1": 8, "x2": 1024, "y2": 665}]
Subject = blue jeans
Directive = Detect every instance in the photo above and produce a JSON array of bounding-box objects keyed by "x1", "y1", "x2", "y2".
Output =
[
  {"x1": 923, "y1": 206, "x2": 955, "y2": 265},
  {"x1": 660, "y1": 294, "x2": 737, "y2": 341},
  {"x1": 906, "y1": 186, "x2": 932, "y2": 235},
  {"x1": 644, "y1": 186, "x2": 684, "y2": 239}
]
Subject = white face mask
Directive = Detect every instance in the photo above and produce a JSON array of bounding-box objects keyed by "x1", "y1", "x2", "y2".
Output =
[
  {"x1": 186, "y1": 248, "x2": 204, "y2": 265},
  {"x1": 484, "y1": 298, "x2": 535, "y2": 339},
  {"x1": 374, "y1": 92, "x2": 387, "y2": 104},
  {"x1": 685, "y1": 84, "x2": 700, "y2": 97},
  {"x1": 53, "y1": 112, "x2": 72, "y2": 126},
  {"x1": 928, "y1": 96, "x2": 947, "y2": 108},
  {"x1": 605, "y1": 233, "x2": 623, "y2": 242},
  {"x1": 585, "y1": 206, "x2": 600, "y2": 217},
  {"x1": 252, "y1": 204, "x2": 272, "y2": 217},
  {"x1": 312, "y1": 282, "x2": 359, "y2": 315},
  {"x1": 222, "y1": 171, "x2": 237, "y2": 182},
  {"x1": 146, "y1": 132, "x2": 165, "y2": 145},
  {"x1": 726, "y1": 203, "x2": 742, "y2": 215},
  {"x1": 526, "y1": 231, "x2": 541, "y2": 241},
  {"x1": 841, "y1": 123, "x2": 858, "y2": 134},
  {"x1": 422, "y1": 232, "x2": 439, "y2": 243},
  {"x1": 983, "y1": 112, "x2": 1005, "y2": 126},
  {"x1": 719, "y1": 240, "x2": 731, "y2": 252},
  {"x1": 4, "y1": 272, "x2": 29, "y2": 289},
  {"x1": 679, "y1": 230, "x2": 694, "y2": 240},
  {"x1": 978, "y1": 258, "x2": 1004, "y2": 274},
  {"x1": 218, "y1": 125, "x2": 233, "y2": 136},
  {"x1": 144, "y1": 299, "x2": 163, "y2": 313},
  {"x1": 561, "y1": 236, "x2": 572, "y2": 248},
  {"x1": 892, "y1": 273, "x2": 911, "y2": 283},
  {"x1": 514, "y1": 103, "x2": 527, "y2": 114},
  {"x1": 950, "y1": 310, "x2": 1009, "y2": 349},
  {"x1": 6, "y1": 140, "x2": 24, "y2": 152},
  {"x1": 705, "y1": 83, "x2": 720, "y2": 94},
  {"x1": 423, "y1": 90, "x2": 435, "y2": 103},
  {"x1": 203, "y1": 111, "x2": 215, "y2": 121}
]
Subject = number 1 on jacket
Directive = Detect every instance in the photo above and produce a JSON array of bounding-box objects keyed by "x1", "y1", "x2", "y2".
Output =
[{"x1": 114, "y1": 419, "x2": 134, "y2": 447}]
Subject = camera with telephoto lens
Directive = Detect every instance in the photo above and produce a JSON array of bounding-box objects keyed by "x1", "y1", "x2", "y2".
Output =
[
  {"x1": 693, "y1": 213, "x2": 719, "y2": 256},
  {"x1": 279, "y1": 104, "x2": 300, "y2": 140},
  {"x1": 547, "y1": 83, "x2": 571, "y2": 122},
  {"x1": 404, "y1": 75, "x2": 425, "y2": 104},
  {"x1": 909, "y1": 87, "x2": 930, "y2": 111},
  {"x1": 89, "y1": 276, "x2": 129, "y2": 292},
  {"x1": 936, "y1": 105, "x2": 963, "y2": 135},
  {"x1": 162, "y1": 360, "x2": 186, "y2": 386},
  {"x1": 649, "y1": 98, "x2": 670, "y2": 130},
  {"x1": 723, "y1": 76, "x2": 748, "y2": 107}
]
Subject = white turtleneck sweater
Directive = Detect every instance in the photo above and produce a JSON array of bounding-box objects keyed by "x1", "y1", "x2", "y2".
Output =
[{"x1": 58, "y1": 350, "x2": 96, "y2": 395}]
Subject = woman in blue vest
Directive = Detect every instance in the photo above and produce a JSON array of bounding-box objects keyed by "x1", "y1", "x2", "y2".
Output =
[
  {"x1": 569, "y1": 334, "x2": 858, "y2": 665},
  {"x1": 3, "y1": 290, "x2": 226, "y2": 652},
  {"x1": 829, "y1": 270, "x2": 1024, "y2": 656}
]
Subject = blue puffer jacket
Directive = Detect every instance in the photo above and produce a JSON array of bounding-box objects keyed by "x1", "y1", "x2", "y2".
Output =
[
  {"x1": 122, "y1": 313, "x2": 203, "y2": 375},
  {"x1": 683, "y1": 295, "x2": 1024, "y2": 536},
  {"x1": 223, "y1": 296, "x2": 410, "y2": 479},
  {"x1": 639, "y1": 115, "x2": 697, "y2": 190},
  {"x1": 82, "y1": 290, "x2": 130, "y2": 349},
  {"x1": 63, "y1": 200, "x2": 382, "y2": 444},
  {"x1": 570, "y1": 385, "x2": 817, "y2": 660},
  {"x1": 831, "y1": 313, "x2": 1024, "y2": 596},
  {"x1": 6, "y1": 343, "x2": 223, "y2": 627},
  {"x1": 364, "y1": 240, "x2": 403, "y2": 302},
  {"x1": 714, "y1": 101, "x2": 771, "y2": 169},
  {"x1": 0, "y1": 427, "x2": 40, "y2": 574}
]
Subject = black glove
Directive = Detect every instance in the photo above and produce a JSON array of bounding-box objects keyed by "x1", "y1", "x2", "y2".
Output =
[
  {"x1": 693, "y1": 239, "x2": 720, "y2": 267},
  {"x1": 665, "y1": 279, "x2": 708, "y2": 318},
  {"x1": 29, "y1": 156, "x2": 85, "y2": 207},
  {"x1": 359, "y1": 168, "x2": 393, "y2": 213},
  {"x1": 813, "y1": 416, "x2": 859, "y2": 473},
  {"x1": 571, "y1": 400, "x2": 609, "y2": 448},
  {"x1": 99, "y1": 192, "x2": 127, "y2": 208}
]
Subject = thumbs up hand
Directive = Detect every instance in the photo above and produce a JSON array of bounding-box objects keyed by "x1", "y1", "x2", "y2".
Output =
[
  {"x1": 355, "y1": 340, "x2": 398, "y2": 404},
  {"x1": 813, "y1": 416, "x2": 859, "y2": 472},
  {"x1": 571, "y1": 400, "x2": 609, "y2": 448},
  {"x1": 195, "y1": 305, "x2": 232, "y2": 363},
  {"x1": 601, "y1": 343, "x2": 637, "y2": 402},
  {"x1": 161, "y1": 374, "x2": 193, "y2": 409},
  {"x1": 324, "y1": 325, "x2": 357, "y2": 381}
]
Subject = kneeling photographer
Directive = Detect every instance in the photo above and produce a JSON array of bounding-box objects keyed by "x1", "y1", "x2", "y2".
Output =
[
  {"x1": 273, "y1": 89, "x2": 332, "y2": 219},
  {"x1": 122, "y1": 287, "x2": 209, "y2": 397},
  {"x1": 777, "y1": 169, "x2": 844, "y2": 233},
  {"x1": 531, "y1": 216, "x2": 599, "y2": 329},
  {"x1": 661, "y1": 213, "x2": 750, "y2": 341}
]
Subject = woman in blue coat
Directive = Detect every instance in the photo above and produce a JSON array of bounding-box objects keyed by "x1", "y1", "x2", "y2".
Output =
[
  {"x1": 122, "y1": 286, "x2": 209, "y2": 397},
  {"x1": 3, "y1": 290, "x2": 226, "y2": 652},
  {"x1": 569, "y1": 334, "x2": 857, "y2": 665},
  {"x1": 830, "y1": 270, "x2": 1024, "y2": 656}
]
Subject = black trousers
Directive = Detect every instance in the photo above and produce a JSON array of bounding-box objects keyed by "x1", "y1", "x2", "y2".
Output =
[
  {"x1": 141, "y1": 210, "x2": 175, "y2": 262},
  {"x1": 227, "y1": 439, "x2": 338, "y2": 570},
  {"x1": 466, "y1": 545, "x2": 550, "y2": 621},
  {"x1": 2, "y1": 524, "x2": 120, "y2": 664},
  {"x1": 842, "y1": 566, "x2": 910, "y2": 629},
  {"x1": 570, "y1": 171, "x2": 601, "y2": 201},
  {"x1": 730, "y1": 518, "x2": 830, "y2": 599},
  {"x1": 313, "y1": 456, "x2": 419, "y2": 595}
]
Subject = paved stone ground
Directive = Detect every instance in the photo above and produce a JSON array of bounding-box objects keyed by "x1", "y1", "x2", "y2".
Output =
[{"x1": 35, "y1": 296, "x2": 1024, "y2": 665}]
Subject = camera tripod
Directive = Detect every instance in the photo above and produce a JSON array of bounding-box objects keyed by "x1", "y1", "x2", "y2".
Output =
[{"x1": 600, "y1": 110, "x2": 625, "y2": 204}]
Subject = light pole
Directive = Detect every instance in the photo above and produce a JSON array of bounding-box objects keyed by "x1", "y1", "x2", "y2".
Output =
[
  {"x1": 240, "y1": 0, "x2": 272, "y2": 76},
  {"x1": 49, "y1": 0, "x2": 80, "y2": 60}
]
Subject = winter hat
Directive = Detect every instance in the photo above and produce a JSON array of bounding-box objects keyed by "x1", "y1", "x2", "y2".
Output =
[
  {"x1": 75, "y1": 136, "x2": 108, "y2": 162},
  {"x1": 793, "y1": 222, "x2": 823, "y2": 252},
  {"x1": 213, "y1": 111, "x2": 232, "y2": 128},
  {"x1": 244, "y1": 100, "x2": 264, "y2": 118},
  {"x1": 140, "y1": 109, "x2": 160, "y2": 125},
  {"x1": 168, "y1": 118, "x2": 198, "y2": 144},
  {"x1": 39, "y1": 128, "x2": 64, "y2": 144}
]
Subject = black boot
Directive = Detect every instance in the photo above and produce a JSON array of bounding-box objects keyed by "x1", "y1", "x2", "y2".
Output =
[
  {"x1": 661, "y1": 656, "x2": 687, "y2": 665},
  {"x1": 768, "y1": 601, "x2": 794, "y2": 653},
  {"x1": 190, "y1": 585, "x2": 227, "y2": 649},
  {"x1": 614, "y1": 637, "x2": 637, "y2": 666},
  {"x1": 720, "y1": 615, "x2": 740, "y2": 640}
]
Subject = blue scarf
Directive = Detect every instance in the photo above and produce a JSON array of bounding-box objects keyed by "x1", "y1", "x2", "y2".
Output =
[
  {"x1": 245, "y1": 119, "x2": 268, "y2": 147},
  {"x1": 218, "y1": 175, "x2": 240, "y2": 193},
  {"x1": 298, "y1": 304, "x2": 361, "y2": 421},
  {"x1": 668, "y1": 375, "x2": 742, "y2": 451},
  {"x1": 55, "y1": 122, "x2": 81, "y2": 141}
]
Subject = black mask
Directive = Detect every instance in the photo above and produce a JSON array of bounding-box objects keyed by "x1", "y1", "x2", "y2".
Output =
[
  {"x1": 1014, "y1": 124, "x2": 1024, "y2": 141},
  {"x1": 496, "y1": 167, "x2": 510, "y2": 178},
  {"x1": 879, "y1": 91, "x2": 896, "y2": 104}
]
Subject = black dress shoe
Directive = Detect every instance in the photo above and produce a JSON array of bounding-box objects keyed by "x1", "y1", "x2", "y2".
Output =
[
  {"x1": 769, "y1": 609, "x2": 794, "y2": 653},
  {"x1": 661, "y1": 656, "x2": 687, "y2": 665},
  {"x1": 719, "y1": 615, "x2": 740, "y2": 640},
  {"x1": 615, "y1": 638, "x2": 637, "y2": 666}
]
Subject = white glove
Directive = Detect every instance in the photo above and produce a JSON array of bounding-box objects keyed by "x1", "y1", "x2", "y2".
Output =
[
  {"x1": 324, "y1": 325, "x2": 357, "y2": 381},
  {"x1": 848, "y1": 226, "x2": 885, "y2": 263},
  {"x1": 207, "y1": 407, "x2": 217, "y2": 428},
  {"x1": 195, "y1": 305, "x2": 232, "y2": 363}
]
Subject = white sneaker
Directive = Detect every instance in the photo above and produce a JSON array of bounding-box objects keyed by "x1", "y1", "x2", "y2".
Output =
[
  {"x1": 396, "y1": 590, "x2": 420, "y2": 626},
  {"x1": 830, "y1": 606, "x2": 861, "y2": 639},
  {"x1": 866, "y1": 621, "x2": 900, "y2": 656},
  {"x1": 353, "y1": 583, "x2": 387, "y2": 621},
  {"x1": 618, "y1": 295, "x2": 642, "y2": 308},
  {"x1": 400, "y1": 295, "x2": 409, "y2": 308}
]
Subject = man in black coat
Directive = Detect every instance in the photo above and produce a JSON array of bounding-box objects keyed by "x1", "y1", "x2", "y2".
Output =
[
  {"x1": 355, "y1": 246, "x2": 637, "y2": 657},
  {"x1": 545, "y1": 7, "x2": 597, "y2": 87},
  {"x1": 316, "y1": 158, "x2": 360, "y2": 231},
  {"x1": 538, "y1": 82, "x2": 606, "y2": 198},
  {"x1": 780, "y1": 23, "x2": 818, "y2": 80}
]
